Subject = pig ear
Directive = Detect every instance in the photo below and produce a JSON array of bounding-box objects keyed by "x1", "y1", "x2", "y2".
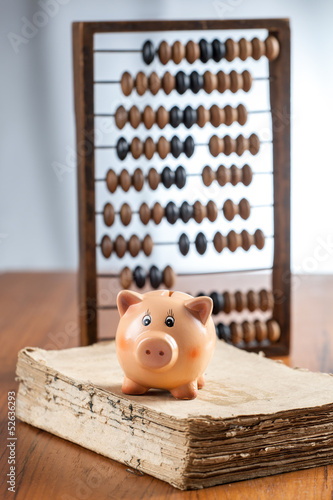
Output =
[
  {"x1": 184, "y1": 296, "x2": 213, "y2": 325},
  {"x1": 117, "y1": 290, "x2": 143, "y2": 317}
]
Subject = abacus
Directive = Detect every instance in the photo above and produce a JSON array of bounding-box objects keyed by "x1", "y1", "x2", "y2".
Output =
[{"x1": 73, "y1": 19, "x2": 290, "y2": 356}]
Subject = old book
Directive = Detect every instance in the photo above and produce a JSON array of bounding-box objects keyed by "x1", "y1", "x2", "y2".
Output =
[{"x1": 16, "y1": 341, "x2": 333, "y2": 490}]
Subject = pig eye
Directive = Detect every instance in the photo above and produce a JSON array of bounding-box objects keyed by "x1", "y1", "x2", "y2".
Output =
[
  {"x1": 142, "y1": 314, "x2": 151, "y2": 326},
  {"x1": 165, "y1": 316, "x2": 175, "y2": 328}
]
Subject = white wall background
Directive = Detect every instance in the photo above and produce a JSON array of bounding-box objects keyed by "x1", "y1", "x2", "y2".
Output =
[{"x1": 1, "y1": 0, "x2": 333, "y2": 273}]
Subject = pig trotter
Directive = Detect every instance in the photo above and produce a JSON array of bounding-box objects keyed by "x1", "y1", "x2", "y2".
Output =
[
  {"x1": 170, "y1": 381, "x2": 198, "y2": 400},
  {"x1": 197, "y1": 374, "x2": 205, "y2": 390},
  {"x1": 122, "y1": 376, "x2": 149, "y2": 395}
]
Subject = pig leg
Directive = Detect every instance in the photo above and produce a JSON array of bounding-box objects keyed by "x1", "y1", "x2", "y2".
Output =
[
  {"x1": 170, "y1": 380, "x2": 198, "y2": 400},
  {"x1": 197, "y1": 374, "x2": 205, "y2": 390},
  {"x1": 122, "y1": 376, "x2": 149, "y2": 395}
]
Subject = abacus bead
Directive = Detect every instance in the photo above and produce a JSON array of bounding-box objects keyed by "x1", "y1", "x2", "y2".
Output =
[
  {"x1": 116, "y1": 137, "x2": 129, "y2": 160},
  {"x1": 171, "y1": 136, "x2": 183, "y2": 158},
  {"x1": 230, "y1": 70, "x2": 242, "y2": 93},
  {"x1": 217, "y1": 71, "x2": 230, "y2": 93},
  {"x1": 165, "y1": 201, "x2": 179, "y2": 224},
  {"x1": 237, "y1": 104, "x2": 248, "y2": 125},
  {"x1": 212, "y1": 39, "x2": 226, "y2": 62},
  {"x1": 265, "y1": 35, "x2": 280, "y2": 61},
  {"x1": 121, "y1": 72, "x2": 134, "y2": 96},
  {"x1": 136, "y1": 71, "x2": 148, "y2": 96},
  {"x1": 186, "y1": 40, "x2": 200, "y2": 63},
  {"x1": 106, "y1": 169, "x2": 117, "y2": 193},
  {"x1": 133, "y1": 168, "x2": 144, "y2": 191},
  {"x1": 210, "y1": 105, "x2": 225, "y2": 127},
  {"x1": 133, "y1": 266, "x2": 146, "y2": 288},
  {"x1": 120, "y1": 203, "x2": 132, "y2": 226},
  {"x1": 243, "y1": 321, "x2": 256, "y2": 343},
  {"x1": 252, "y1": 37, "x2": 265, "y2": 60},
  {"x1": 242, "y1": 164, "x2": 253, "y2": 186},
  {"x1": 195, "y1": 232, "x2": 208, "y2": 255},
  {"x1": 225, "y1": 38, "x2": 239, "y2": 61},
  {"x1": 161, "y1": 166, "x2": 175, "y2": 188},
  {"x1": 176, "y1": 71, "x2": 190, "y2": 94},
  {"x1": 223, "y1": 200, "x2": 235, "y2": 221},
  {"x1": 128, "y1": 234, "x2": 141, "y2": 257},
  {"x1": 255, "y1": 320, "x2": 267, "y2": 342},
  {"x1": 190, "y1": 71, "x2": 204, "y2": 93},
  {"x1": 150, "y1": 265, "x2": 163, "y2": 289},
  {"x1": 254, "y1": 229, "x2": 265, "y2": 250},
  {"x1": 230, "y1": 165, "x2": 242, "y2": 186},
  {"x1": 143, "y1": 106, "x2": 155, "y2": 129},
  {"x1": 228, "y1": 230, "x2": 241, "y2": 252},
  {"x1": 175, "y1": 166, "x2": 186, "y2": 189},
  {"x1": 158, "y1": 40, "x2": 172, "y2": 64},
  {"x1": 225, "y1": 135, "x2": 236, "y2": 155},
  {"x1": 152, "y1": 202, "x2": 164, "y2": 224},
  {"x1": 267, "y1": 319, "x2": 281, "y2": 342},
  {"x1": 157, "y1": 136, "x2": 170, "y2": 159},
  {"x1": 115, "y1": 235, "x2": 126, "y2": 258},
  {"x1": 119, "y1": 169, "x2": 131, "y2": 192},
  {"x1": 179, "y1": 233, "x2": 190, "y2": 256},
  {"x1": 204, "y1": 71, "x2": 218, "y2": 94},
  {"x1": 217, "y1": 165, "x2": 229, "y2": 186},
  {"x1": 139, "y1": 203, "x2": 151, "y2": 225},
  {"x1": 197, "y1": 105, "x2": 210, "y2": 127},
  {"x1": 209, "y1": 135, "x2": 223, "y2": 157},
  {"x1": 103, "y1": 203, "x2": 115, "y2": 227},
  {"x1": 213, "y1": 231, "x2": 227, "y2": 253},
  {"x1": 236, "y1": 135, "x2": 246, "y2": 156},
  {"x1": 216, "y1": 323, "x2": 231, "y2": 341},
  {"x1": 170, "y1": 106, "x2": 183, "y2": 128},
  {"x1": 206, "y1": 200, "x2": 218, "y2": 222},
  {"x1": 101, "y1": 235, "x2": 112, "y2": 258},
  {"x1": 142, "y1": 40, "x2": 155, "y2": 65},
  {"x1": 230, "y1": 322, "x2": 243, "y2": 344},
  {"x1": 247, "y1": 290, "x2": 259, "y2": 312},
  {"x1": 115, "y1": 105, "x2": 127, "y2": 129},
  {"x1": 163, "y1": 265, "x2": 176, "y2": 288},
  {"x1": 130, "y1": 137, "x2": 143, "y2": 159},
  {"x1": 202, "y1": 165, "x2": 215, "y2": 186},
  {"x1": 142, "y1": 235, "x2": 153, "y2": 256},
  {"x1": 120, "y1": 267, "x2": 132, "y2": 289},
  {"x1": 149, "y1": 72, "x2": 161, "y2": 95},
  {"x1": 180, "y1": 201, "x2": 193, "y2": 223},
  {"x1": 162, "y1": 72, "x2": 175, "y2": 95},
  {"x1": 235, "y1": 291, "x2": 246, "y2": 312},
  {"x1": 223, "y1": 291, "x2": 235, "y2": 313},
  {"x1": 199, "y1": 39, "x2": 213, "y2": 63},
  {"x1": 239, "y1": 38, "x2": 252, "y2": 60},
  {"x1": 249, "y1": 134, "x2": 260, "y2": 155},
  {"x1": 259, "y1": 289, "x2": 270, "y2": 311},
  {"x1": 242, "y1": 70, "x2": 253, "y2": 92},
  {"x1": 241, "y1": 230, "x2": 252, "y2": 251},
  {"x1": 210, "y1": 291, "x2": 223, "y2": 315},
  {"x1": 193, "y1": 201, "x2": 206, "y2": 224},
  {"x1": 144, "y1": 137, "x2": 156, "y2": 160},
  {"x1": 239, "y1": 198, "x2": 251, "y2": 220},
  {"x1": 148, "y1": 168, "x2": 160, "y2": 190},
  {"x1": 184, "y1": 106, "x2": 197, "y2": 129},
  {"x1": 156, "y1": 106, "x2": 169, "y2": 129},
  {"x1": 172, "y1": 41, "x2": 185, "y2": 64},
  {"x1": 224, "y1": 105, "x2": 237, "y2": 126},
  {"x1": 184, "y1": 136, "x2": 195, "y2": 158},
  {"x1": 129, "y1": 105, "x2": 141, "y2": 128}
]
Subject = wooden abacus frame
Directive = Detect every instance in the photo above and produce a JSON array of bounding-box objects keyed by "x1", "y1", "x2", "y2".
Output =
[{"x1": 73, "y1": 19, "x2": 290, "y2": 356}]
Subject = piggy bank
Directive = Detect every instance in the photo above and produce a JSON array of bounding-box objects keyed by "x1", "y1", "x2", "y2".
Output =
[{"x1": 115, "y1": 289, "x2": 216, "y2": 400}]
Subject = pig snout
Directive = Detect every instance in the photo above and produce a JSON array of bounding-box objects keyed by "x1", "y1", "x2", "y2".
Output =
[{"x1": 135, "y1": 333, "x2": 178, "y2": 371}]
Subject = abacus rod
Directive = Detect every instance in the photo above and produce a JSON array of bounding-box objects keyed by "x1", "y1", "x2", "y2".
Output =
[
  {"x1": 93, "y1": 170, "x2": 273, "y2": 182},
  {"x1": 93, "y1": 76, "x2": 271, "y2": 85},
  {"x1": 94, "y1": 49, "x2": 142, "y2": 53},
  {"x1": 94, "y1": 139, "x2": 273, "y2": 150},
  {"x1": 97, "y1": 266, "x2": 273, "y2": 279},
  {"x1": 93, "y1": 109, "x2": 270, "y2": 118},
  {"x1": 153, "y1": 235, "x2": 274, "y2": 246}
]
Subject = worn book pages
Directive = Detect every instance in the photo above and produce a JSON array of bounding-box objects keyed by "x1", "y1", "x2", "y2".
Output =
[{"x1": 16, "y1": 341, "x2": 333, "y2": 489}]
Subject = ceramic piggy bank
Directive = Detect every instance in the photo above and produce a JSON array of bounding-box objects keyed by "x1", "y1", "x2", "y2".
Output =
[{"x1": 115, "y1": 289, "x2": 216, "y2": 400}]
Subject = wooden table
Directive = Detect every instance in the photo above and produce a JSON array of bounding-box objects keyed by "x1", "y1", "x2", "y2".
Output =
[{"x1": 1, "y1": 273, "x2": 333, "y2": 499}]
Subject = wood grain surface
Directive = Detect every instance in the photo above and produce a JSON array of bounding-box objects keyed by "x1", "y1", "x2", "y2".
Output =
[{"x1": 0, "y1": 272, "x2": 332, "y2": 500}]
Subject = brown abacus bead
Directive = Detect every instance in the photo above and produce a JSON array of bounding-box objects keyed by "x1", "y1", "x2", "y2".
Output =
[
  {"x1": 254, "y1": 229, "x2": 265, "y2": 250},
  {"x1": 120, "y1": 267, "x2": 132, "y2": 288},
  {"x1": 249, "y1": 133, "x2": 260, "y2": 155},
  {"x1": 129, "y1": 106, "x2": 141, "y2": 128},
  {"x1": 163, "y1": 265, "x2": 176, "y2": 288},
  {"x1": 235, "y1": 135, "x2": 246, "y2": 156},
  {"x1": 132, "y1": 168, "x2": 144, "y2": 191},
  {"x1": 203, "y1": 71, "x2": 218, "y2": 94},
  {"x1": 172, "y1": 41, "x2": 185, "y2": 64},
  {"x1": 225, "y1": 38, "x2": 239, "y2": 62},
  {"x1": 106, "y1": 169, "x2": 118, "y2": 193},
  {"x1": 217, "y1": 71, "x2": 230, "y2": 93},
  {"x1": 114, "y1": 235, "x2": 126, "y2": 258},
  {"x1": 237, "y1": 104, "x2": 248, "y2": 126},
  {"x1": 152, "y1": 202, "x2": 164, "y2": 224},
  {"x1": 230, "y1": 165, "x2": 241, "y2": 186},
  {"x1": 230, "y1": 70, "x2": 243, "y2": 93},
  {"x1": 144, "y1": 137, "x2": 156, "y2": 160},
  {"x1": 259, "y1": 289, "x2": 272, "y2": 311},
  {"x1": 242, "y1": 164, "x2": 253, "y2": 186},
  {"x1": 143, "y1": 106, "x2": 155, "y2": 129},
  {"x1": 210, "y1": 105, "x2": 225, "y2": 127},
  {"x1": 186, "y1": 40, "x2": 200, "y2": 63},
  {"x1": 157, "y1": 136, "x2": 170, "y2": 159},
  {"x1": 131, "y1": 137, "x2": 143, "y2": 159},
  {"x1": 193, "y1": 201, "x2": 206, "y2": 224},
  {"x1": 202, "y1": 165, "x2": 215, "y2": 186},
  {"x1": 162, "y1": 72, "x2": 175, "y2": 95},
  {"x1": 224, "y1": 135, "x2": 236, "y2": 155},
  {"x1": 252, "y1": 37, "x2": 265, "y2": 60},
  {"x1": 103, "y1": 203, "x2": 115, "y2": 227},
  {"x1": 239, "y1": 198, "x2": 251, "y2": 220},
  {"x1": 135, "y1": 71, "x2": 148, "y2": 96},
  {"x1": 243, "y1": 320, "x2": 256, "y2": 343},
  {"x1": 239, "y1": 38, "x2": 252, "y2": 60},
  {"x1": 224, "y1": 105, "x2": 237, "y2": 126},
  {"x1": 139, "y1": 203, "x2": 151, "y2": 225},
  {"x1": 128, "y1": 235, "x2": 141, "y2": 257},
  {"x1": 120, "y1": 203, "x2": 132, "y2": 226},
  {"x1": 158, "y1": 40, "x2": 172, "y2": 65},
  {"x1": 223, "y1": 291, "x2": 236, "y2": 314},
  {"x1": 213, "y1": 232, "x2": 227, "y2": 253},
  {"x1": 197, "y1": 106, "x2": 210, "y2": 128},
  {"x1": 209, "y1": 135, "x2": 223, "y2": 157},
  {"x1": 156, "y1": 106, "x2": 169, "y2": 129},
  {"x1": 230, "y1": 321, "x2": 243, "y2": 344},
  {"x1": 265, "y1": 35, "x2": 280, "y2": 61},
  {"x1": 216, "y1": 165, "x2": 229, "y2": 186},
  {"x1": 119, "y1": 169, "x2": 131, "y2": 192},
  {"x1": 101, "y1": 235, "x2": 112, "y2": 258},
  {"x1": 242, "y1": 70, "x2": 253, "y2": 92},
  {"x1": 267, "y1": 319, "x2": 281, "y2": 342},
  {"x1": 247, "y1": 290, "x2": 259, "y2": 312},
  {"x1": 115, "y1": 106, "x2": 127, "y2": 129},
  {"x1": 206, "y1": 200, "x2": 218, "y2": 222},
  {"x1": 148, "y1": 168, "x2": 160, "y2": 190},
  {"x1": 142, "y1": 235, "x2": 153, "y2": 256},
  {"x1": 149, "y1": 72, "x2": 161, "y2": 95},
  {"x1": 235, "y1": 291, "x2": 246, "y2": 312},
  {"x1": 254, "y1": 320, "x2": 267, "y2": 342},
  {"x1": 121, "y1": 72, "x2": 134, "y2": 96},
  {"x1": 228, "y1": 230, "x2": 243, "y2": 252},
  {"x1": 241, "y1": 230, "x2": 253, "y2": 252}
]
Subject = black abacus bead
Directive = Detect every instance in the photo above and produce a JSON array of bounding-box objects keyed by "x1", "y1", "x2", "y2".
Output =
[
  {"x1": 184, "y1": 136, "x2": 195, "y2": 158},
  {"x1": 180, "y1": 201, "x2": 194, "y2": 222},
  {"x1": 142, "y1": 40, "x2": 155, "y2": 65},
  {"x1": 195, "y1": 232, "x2": 208, "y2": 255},
  {"x1": 175, "y1": 166, "x2": 186, "y2": 189},
  {"x1": 190, "y1": 71, "x2": 204, "y2": 94},
  {"x1": 210, "y1": 291, "x2": 223, "y2": 315},
  {"x1": 116, "y1": 137, "x2": 129, "y2": 160},
  {"x1": 212, "y1": 39, "x2": 226, "y2": 62},
  {"x1": 161, "y1": 166, "x2": 175, "y2": 188},
  {"x1": 175, "y1": 71, "x2": 190, "y2": 95},
  {"x1": 178, "y1": 233, "x2": 190, "y2": 256},
  {"x1": 171, "y1": 136, "x2": 183, "y2": 158},
  {"x1": 184, "y1": 106, "x2": 197, "y2": 129},
  {"x1": 165, "y1": 201, "x2": 179, "y2": 224},
  {"x1": 149, "y1": 265, "x2": 163, "y2": 289},
  {"x1": 170, "y1": 106, "x2": 183, "y2": 128},
  {"x1": 216, "y1": 323, "x2": 231, "y2": 341},
  {"x1": 133, "y1": 266, "x2": 146, "y2": 289},
  {"x1": 199, "y1": 39, "x2": 213, "y2": 63}
]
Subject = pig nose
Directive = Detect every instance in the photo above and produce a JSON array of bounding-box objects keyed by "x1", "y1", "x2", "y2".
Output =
[{"x1": 135, "y1": 333, "x2": 178, "y2": 371}]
